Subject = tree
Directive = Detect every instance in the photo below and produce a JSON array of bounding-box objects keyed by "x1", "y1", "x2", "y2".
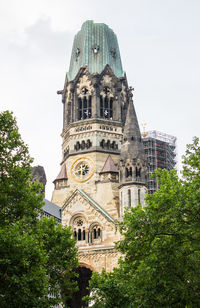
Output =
[
  {"x1": 0, "y1": 111, "x2": 78, "y2": 307},
  {"x1": 0, "y1": 110, "x2": 44, "y2": 227},
  {"x1": 36, "y1": 218, "x2": 78, "y2": 306},
  {"x1": 87, "y1": 137, "x2": 200, "y2": 308}
]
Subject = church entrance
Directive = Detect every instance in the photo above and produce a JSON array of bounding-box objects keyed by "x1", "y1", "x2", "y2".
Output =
[{"x1": 66, "y1": 266, "x2": 92, "y2": 308}]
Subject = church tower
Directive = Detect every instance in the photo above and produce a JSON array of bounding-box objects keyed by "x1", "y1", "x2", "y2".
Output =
[{"x1": 51, "y1": 20, "x2": 147, "y2": 274}]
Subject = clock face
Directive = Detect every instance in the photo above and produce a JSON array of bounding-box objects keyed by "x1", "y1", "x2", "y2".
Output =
[{"x1": 71, "y1": 157, "x2": 94, "y2": 182}]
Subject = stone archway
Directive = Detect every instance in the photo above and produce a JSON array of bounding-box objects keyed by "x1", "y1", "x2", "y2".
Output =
[{"x1": 66, "y1": 265, "x2": 92, "y2": 308}]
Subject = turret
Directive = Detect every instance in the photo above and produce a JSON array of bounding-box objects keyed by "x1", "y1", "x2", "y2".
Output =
[{"x1": 119, "y1": 88, "x2": 148, "y2": 213}]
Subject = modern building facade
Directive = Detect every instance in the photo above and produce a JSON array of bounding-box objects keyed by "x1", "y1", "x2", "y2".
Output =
[{"x1": 142, "y1": 130, "x2": 176, "y2": 194}]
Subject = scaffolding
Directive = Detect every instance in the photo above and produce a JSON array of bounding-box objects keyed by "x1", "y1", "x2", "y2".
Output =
[{"x1": 142, "y1": 131, "x2": 177, "y2": 194}]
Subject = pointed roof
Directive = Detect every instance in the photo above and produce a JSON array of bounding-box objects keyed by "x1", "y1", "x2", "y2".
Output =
[
  {"x1": 53, "y1": 164, "x2": 67, "y2": 183},
  {"x1": 63, "y1": 188, "x2": 116, "y2": 224},
  {"x1": 100, "y1": 155, "x2": 118, "y2": 173},
  {"x1": 121, "y1": 97, "x2": 145, "y2": 161}
]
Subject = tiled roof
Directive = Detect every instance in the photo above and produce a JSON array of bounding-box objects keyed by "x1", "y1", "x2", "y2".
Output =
[
  {"x1": 54, "y1": 164, "x2": 67, "y2": 182},
  {"x1": 43, "y1": 199, "x2": 62, "y2": 220},
  {"x1": 100, "y1": 155, "x2": 118, "y2": 173}
]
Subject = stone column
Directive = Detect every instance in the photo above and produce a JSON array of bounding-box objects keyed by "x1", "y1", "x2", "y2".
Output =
[
  {"x1": 92, "y1": 75, "x2": 99, "y2": 118},
  {"x1": 115, "y1": 81, "x2": 122, "y2": 121}
]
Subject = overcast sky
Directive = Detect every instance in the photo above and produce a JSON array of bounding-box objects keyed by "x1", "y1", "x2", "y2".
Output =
[{"x1": 1, "y1": 0, "x2": 199, "y2": 199}]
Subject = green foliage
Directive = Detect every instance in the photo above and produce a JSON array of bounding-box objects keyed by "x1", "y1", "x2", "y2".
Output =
[
  {"x1": 0, "y1": 222, "x2": 48, "y2": 308},
  {"x1": 85, "y1": 268, "x2": 133, "y2": 308},
  {"x1": 0, "y1": 110, "x2": 44, "y2": 226},
  {"x1": 88, "y1": 137, "x2": 200, "y2": 308},
  {"x1": 36, "y1": 218, "x2": 78, "y2": 305},
  {"x1": 0, "y1": 111, "x2": 78, "y2": 307}
]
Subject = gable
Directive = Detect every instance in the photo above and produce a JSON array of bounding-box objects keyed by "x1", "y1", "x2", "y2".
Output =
[{"x1": 62, "y1": 188, "x2": 116, "y2": 225}]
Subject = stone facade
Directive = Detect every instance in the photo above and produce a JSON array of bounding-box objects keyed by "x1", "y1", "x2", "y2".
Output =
[{"x1": 51, "y1": 21, "x2": 147, "y2": 273}]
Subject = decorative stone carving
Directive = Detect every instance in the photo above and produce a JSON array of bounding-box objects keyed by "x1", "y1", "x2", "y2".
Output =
[
  {"x1": 120, "y1": 84, "x2": 126, "y2": 104},
  {"x1": 101, "y1": 74, "x2": 112, "y2": 85},
  {"x1": 76, "y1": 74, "x2": 94, "y2": 98},
  {"x1": 100, "y1": 86, "x2": 114, "y2": 99},
  {"x1": 66, "y1": 85, "x2": 72, "y2": 101}
]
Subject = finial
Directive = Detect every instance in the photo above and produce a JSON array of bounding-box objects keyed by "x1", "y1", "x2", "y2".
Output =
[
  {"x1": 141, "y1": 121, "x2": 147, "y2": 137},
  {"x1": 128, "y1": 86, "x2": 134, "y2": 98}
]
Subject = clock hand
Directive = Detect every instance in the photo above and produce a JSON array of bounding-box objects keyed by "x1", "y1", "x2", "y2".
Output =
[{"x1": 78, "y1": 165, "x2": 84, "y2": 179}]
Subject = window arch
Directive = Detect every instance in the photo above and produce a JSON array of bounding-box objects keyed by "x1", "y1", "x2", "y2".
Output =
[
  {"x1": 86, "y1": 139, "x2": 92, "y2": 149},
  {"x1": 78, "y1": 88, "x2": 92, "y2": 120},
  {"x1": 72, "y1": 216, "x2": 87, "y2": 242},
  {"x1": 89, "y1": 223, "x2": 102, "y2": 244},
  {"x1": 128, "y1": 189, "x2": 131, "y2": 207},
  {"x1": 100, "y1": 87, "x2": 113, "y2": 119},
  {"x1": 81, "y1": 140, "x2": 86, "y2": 150},
  {"x1": 136, "y1": 166, "x2": 141, "y2": 179},
  {"x1": 125, "y1": 167, "x2": 132, "y2": 178},
  {"x1": 138, "y1": 189, "x2": 141, "y2": 204}
]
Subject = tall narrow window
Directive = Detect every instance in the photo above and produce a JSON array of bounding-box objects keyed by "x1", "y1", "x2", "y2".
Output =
[
  {"x1": 100, "y1": 87, "x2": 113, "y2": 119},
  {"x1": 83, "y1": 96, "x2": 87, "y2": 119},
  {"x1": 78, "y1": 229, "x2": 82, "y2": 241},
  {"x1": 90, "y1": 225, "x2": 102, "y2": 243},
  {"x1": 94, "y1": 229, "x2": 97, "y2": 239},
  {"x1": 78, "y1": 98, "x2": 82, "y2": 120},
  {"x1": 138, "y1": 189, "x2": 141, "y2": 204},
  {"x1": 83, "y1": 230, "x2": 86, "y2": 241},
  {"x1": 128, "y1": 189, "x2": 131, "y2": 207},
  {"x1": 78, "y1": 89, "x2": 92, "y2": 120},
  {"x1": 110, "y1": 98, "x2": 113, "y2": 118},
  {"x1": 73, "y1": 216, "x2": 87, "y2": 242},
  {"x1": 100, "y1": 96, "x2": 103, "y2": 117},
  {"x1": 136, "y1": 167, "x2": 141, "y2": 178}
]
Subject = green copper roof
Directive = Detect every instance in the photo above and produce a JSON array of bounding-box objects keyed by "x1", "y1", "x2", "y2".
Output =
[{"x1": 67, "y1": 20, "x2": 124, "y2": 81}]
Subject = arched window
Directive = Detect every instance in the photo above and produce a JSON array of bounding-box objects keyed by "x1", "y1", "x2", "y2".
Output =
[
  {"x1": 90, "y1": 223, "x2": 102, "y2": 244},
  {"x1": 100, "y1": 139, "x2": 105, "y2": 148},
  {"x1": 78, "y1": 88, "x2": 92, "y2": 120},
  {"x1": 138, "y1": 189, "x2": 141, "y2": 204},
  {"x1": 126, "y1": 167, "x2": 132, "y2": 178},
  {"x1": 72, "y1": 216, "x2": 87, "y2": 242},
  {"x1": 136, "y1": 167, "x2": 141, "y2": 179},
  {"x1": 75, "y1": 141, "x2": 80, "y2": 151},
  {"x1": 78, "y1": 229, "x2": 82, "y2": 241},
  {"x1": 81, "y1": 140, "x2": 85, "y2": 150},
  {"x1": 100, "y1": 87, "x2": 113, "y2": 119},
  {"x1": 128, "y1": 189, "x2": 131, "y2": 207},
  {"x1": 94, "y1": 228, "x2": 97, "y2": 239},
  {"x1": 107, "y1": 140, "x2": 110, "y2": 149},
  {"x1": 86, "y1": 139, "x2": 92, "y2": 149}
]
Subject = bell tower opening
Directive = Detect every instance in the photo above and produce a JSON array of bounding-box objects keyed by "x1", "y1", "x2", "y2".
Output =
[{"x1": 66, "y1": 266, "x2": 92, "y2": 308}]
